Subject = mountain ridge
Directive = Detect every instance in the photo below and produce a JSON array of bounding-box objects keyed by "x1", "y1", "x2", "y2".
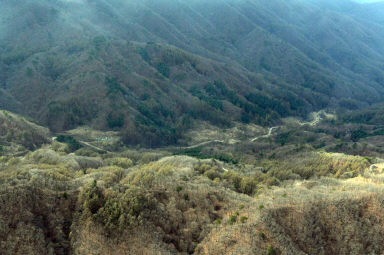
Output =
[{"x1": 1, "y1": 0, "x2": 384, "y2": 146}]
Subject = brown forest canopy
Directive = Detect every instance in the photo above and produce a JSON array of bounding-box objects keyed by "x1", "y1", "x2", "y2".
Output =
[{"x1": 0, "y1": 0, "x2": 384, "y2": 146}]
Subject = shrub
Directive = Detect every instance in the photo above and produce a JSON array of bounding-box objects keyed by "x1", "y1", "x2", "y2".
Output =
[
  {"x1": 101, "y1": 167, "x2": 125, "y2": 187},
  {"x1": 214, "y1": 219, "x2": 222, "y2": 225},
  {"x1": 214, "y1": 153, "x2": 238, "y2": 164},
  {"x1": 56, "y1": 135, "x2": 82, "y2": 152},
  {"x1": 75, "y1": 147, "x2": 99, "y2": 157},
  {"x1": 93, "y1": 186, "x2": 157, "y2": 234},
  {"x1": 229, "y1": 213, "x2": 237, "y2": 225},
  {"x1": 105, "y1": 157, "x2": 133, "y2": 168},
  {"x1": 176, "y1": 186, "x2": 183, "y2": 193},
  {"x1": 204, "y1": 169, "x2": 220, "y2": 180},
  {"x1": 82, "y1": 180, "x2": 104, "y2": 214},
  {"x1": 223, "y1": 171, "x2": 258, "y2": 195},
  {"x1": 195, "y1": 162, "x2": 213, "y2": 174},
  {"x1": 266, "y1": 245, "x2": 277, "y2": 255},
  {"x1": 239, "y1": 177, "x2": 257, "y2": 195},
  {"x1": 240, "y1": 216, "x2": 248, "y2": 223},
  {"x1": 264, "y1": 176, "x2": 280, "y2": 186},
  {"x1": 139, "y1": 153, "x2": 164, "y2": 164},
  {"x1": 7, "y1": 157, "x2": 21, "y2": 166},
  {"x1": 223, "y1": 171, "x2": 242, "y2": 191},
  {"x1": 51, "y1": 141, "x2": 69, "y2": 153}
]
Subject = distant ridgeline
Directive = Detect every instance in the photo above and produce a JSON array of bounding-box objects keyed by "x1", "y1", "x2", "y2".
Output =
[{"x1": 1, "y1": 0, "x2": 384, "y2": 146}]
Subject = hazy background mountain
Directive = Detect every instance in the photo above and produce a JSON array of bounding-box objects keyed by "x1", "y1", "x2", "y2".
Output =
[
  {"x1": 350, "y1": 1, "x2": 384, "y2": 23},
  {"x1": 1, "y1": 0, "x2": 384, "y2": 146},
  {"x1": 3, "y1": 1, "x2": 384, "y2": 254},
  {"x1": 353, "y1": 0, "x2": 384, "y2": 3}
]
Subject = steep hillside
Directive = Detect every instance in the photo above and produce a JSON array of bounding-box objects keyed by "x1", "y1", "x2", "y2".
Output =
[
  {"x1": 197, "y1": 174, "x2": 384, "y2": 255},
  {"x1": 3, "y1": 1, "x2": 384, "y2": 254},
  {"x1": 350, "y1": 2, "x2": 384, "y2": 23},
  {"x1": 1, "y1": 107, "x2": 384, "y2": 254},
  {"x1": 0, "y1": 110, "x2": 50, "y2": 154},
  {"x1": 1, "y1": 142, "x2": 383, "y2": 254},
  {"x1": 3, "y1": 39, "x2": 303, "y2": 146},
  {"x1": 1, "y1": 0, "x2": 384, "y2": 146}
]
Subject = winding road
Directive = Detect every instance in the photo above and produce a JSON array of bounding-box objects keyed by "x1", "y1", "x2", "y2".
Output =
[
  {"x1": 78, "y1": 140, "x2": 110, "y2": 153},
  {"x1": 183, "y1": 139, "x2": 225, "y2": 149},
  {"x1": 299, "y1": 111, "x2": 323, "y2": 126},
  {"x1": 53, "y1": 135, "x2": 110, "y2": 153},
  {"x1": 177, "y1": 111, "x2": 327, "y2": 149},
  {"x1": 249, "y1": 111, "x2": 325, "y2": 142},
  {"x1": 251, "y1": 126, "x2": 279, "y2": 142}
]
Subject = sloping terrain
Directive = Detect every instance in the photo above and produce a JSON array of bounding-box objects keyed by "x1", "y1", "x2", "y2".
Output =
[
  {"x1": 197, "y1": 174, "x2": 384, "y2": 255},
  {"x1": 349, "y1": 1, "x2": 384, "y2": 23},
  {"x1": 2, "y1": 0, "x2": 384, "y2": 254},
  {"x1": 1, "y1": 0, "x2": 384, "y2": 145},
  {"x1": 1, "y1": 141, "x2": 384, "y2": 254},
  {"x1": 0, "y1": 110, "x2": 50, "y2": 153},
  {"x1": 1, "y1": 109, "x2": 384, "y2": 254}
]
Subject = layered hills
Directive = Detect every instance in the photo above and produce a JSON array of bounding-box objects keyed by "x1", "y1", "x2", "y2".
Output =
[
  {"x1": 2, "y1": 2, "x2": 384, "y2": 253},
  {"x1": 1, "y1": 0, "x2": 384, "y2": 145}
]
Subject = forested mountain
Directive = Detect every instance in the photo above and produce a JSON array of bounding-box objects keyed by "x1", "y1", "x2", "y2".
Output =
[
  {"x1": 4, "y1": 1, "x2": 384, "y2": 254},
  {"x1": 1, "y1": 0, "x2": 384, "y2": 146},
  {"x1": 350, "y1": 1, "x2": 384, "y2": 23}
]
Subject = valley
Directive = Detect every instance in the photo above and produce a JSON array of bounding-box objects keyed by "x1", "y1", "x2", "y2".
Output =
[
  {"x1": 1, "y1": 0, "x2": 384, "y2": 254},
  {"x1": 2, "y1": 0, "x2": 384, "y2": 147},
  {"x1": 1, "y1": 108, "x2": 384, "y2": 254}
]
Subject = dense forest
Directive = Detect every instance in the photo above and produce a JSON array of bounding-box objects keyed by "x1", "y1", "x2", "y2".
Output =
[
  {"x1": 1, "y1": 0, "x2": 384, "y2": 146},
  {"x1": 2, "y1": 1, "x2": 384, "y2": 254}
]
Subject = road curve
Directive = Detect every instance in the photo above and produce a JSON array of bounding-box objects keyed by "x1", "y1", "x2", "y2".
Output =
[
  {"x1": 251, "y1": 126, "x2": 279, "y2": 142},
  {"x1": 78, "y1": 140, "x2": 110, "y2": 153}
]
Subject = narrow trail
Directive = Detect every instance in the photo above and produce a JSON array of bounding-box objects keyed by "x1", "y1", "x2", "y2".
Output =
[
  {"x1": 298, "y1": 111, "x2": 323, "y2": 126},
  {"x1": 181, "y1": 140, "x2": 225, "y2": 149},
  {"x1": 78, "y1": 140, "x2": 110, "y2": 153},
  {"x1": 53, "y1": 133, "x2": 110, "y2": 153},
  {"x1": 250, "y1": 111, "x2": 325, "y2": 142},
  {"x1": 178, "y1": 111, "x2": 326, "y2": 149},
  {"x1": 251, "y1": 126, "x2": 279, "y2": 142}
]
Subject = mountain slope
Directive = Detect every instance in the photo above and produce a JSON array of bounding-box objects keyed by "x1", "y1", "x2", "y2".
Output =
[
  {"x1": 0, "y1": 110, "x2": 50, "y2": 153},
  {"x1": 1, "y1": 0, "x2": 384, "y2": 146},
  {"x1": 350, "y1": 2, "x2": 384, "y2": 23}
]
